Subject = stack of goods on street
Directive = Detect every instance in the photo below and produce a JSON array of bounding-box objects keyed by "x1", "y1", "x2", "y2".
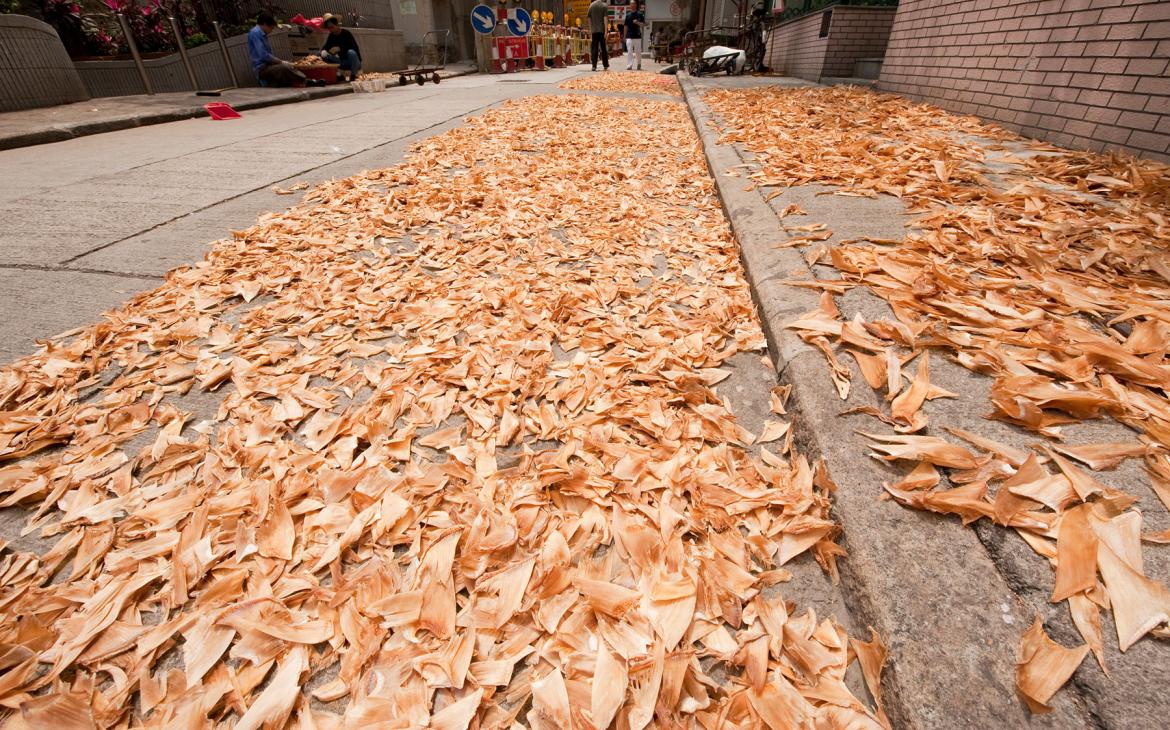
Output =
[
  {"x1": 560, "y1": 71, "x2": 681, "y2": 96},
  {"x1": 0, "y1": 92, "x2": 886, "y2": 727},
  {"x1": 292, "y1": 55, "x2": 341, "y2": 85},
  {"x1": 293, "y1": 55, "x2": 335, "y2": 69}
]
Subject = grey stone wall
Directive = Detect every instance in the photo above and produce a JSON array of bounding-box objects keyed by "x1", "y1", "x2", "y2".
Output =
[
  {"x1": 0, "y1": 14, "x2": 89, "y2": 112},
  {"x1": 299, "y1": 28, "x2": 408, "y2": 72},
  {"x1": 73, "y1": 29, "x2": 286, "y2": 97},
  {"x1": 74, "y1": 28, "x2": 405, "y2": 98},
  {"x1": 245, "y1": 0, "x2": 397, "y2": 30},
  {"x1": 353, "y1": 28, "x2": 408, "y2": 71}
]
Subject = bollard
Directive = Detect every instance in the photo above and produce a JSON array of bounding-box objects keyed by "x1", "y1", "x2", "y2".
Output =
[
  {"x1": 117, "y1": 13, "x2": 153, "y2": 95},
  {"x1": 505, "y1": 42, "x2": 518, "y2": 73},
  {"x1": 168, "y1": 16, "x2": 199, "y2": 91},
  {"x1": 490, "y1": 42, "x2": 503, "y2": 73},
  {"x1": 213, "y1": 22, "x2": 239, "y2": 88}
]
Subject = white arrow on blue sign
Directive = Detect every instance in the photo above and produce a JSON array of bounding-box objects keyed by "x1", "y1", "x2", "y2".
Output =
[
  {"x1": 470, "y1": 4, "x2": 496, "y2": 35},
  {"x1": 506, "y1": 8, "x2": 532, "y2": 37}
]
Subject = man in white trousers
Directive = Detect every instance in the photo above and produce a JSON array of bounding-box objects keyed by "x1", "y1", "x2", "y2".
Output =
[{"x1": 624, "y1": 3, "x2": 645, "y2": 70}]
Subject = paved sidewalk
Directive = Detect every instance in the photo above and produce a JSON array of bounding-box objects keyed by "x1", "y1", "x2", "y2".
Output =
[
  {"x1": 0, "y1": 61, "x2": 477, "y2": 151},
  {"x1": 680, "y1": 73, "x2": 1169, "y2": 730}
]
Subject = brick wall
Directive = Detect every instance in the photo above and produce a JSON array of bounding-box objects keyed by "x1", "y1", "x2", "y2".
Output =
[
  {"x1": 765, "y1": 5, "x2": 896, "y2": 82},
  {"x1": 878, "y1": 0, "x2": 1170, "y2": 163},
  {"x1": 765, "y1": 11, "x2": 828, "y2": 80},
  {"x1": 822, "y1": 7, "x2": 896, "y2": 77}
]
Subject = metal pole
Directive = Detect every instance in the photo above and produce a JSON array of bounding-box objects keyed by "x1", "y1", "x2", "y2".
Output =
[
  {"x1": 117, "y1": 13, "x2": 154, "y2": 95},
  {"x1": 213, "y1": 22, "x2": 239, "y2": 88},
  {"x1": 168, "y1": 16, "x2": 199, "y2": 91}
]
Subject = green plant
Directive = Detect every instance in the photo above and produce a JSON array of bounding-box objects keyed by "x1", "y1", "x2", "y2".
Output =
[
  {"x1": 183, "y1": 29, "x2": 207, "y2": 47},
  {"x1": 32, "y1": 0, "x2": 288, "y2": 58}
]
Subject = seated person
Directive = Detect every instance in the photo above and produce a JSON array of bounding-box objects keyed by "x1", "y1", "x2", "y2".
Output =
[
  {"x1": 319, "y1": 14, "x2": 362, "y2": 82},
  {"x1": 247, "y1": 12, "x2": 324, "y2": 87}
]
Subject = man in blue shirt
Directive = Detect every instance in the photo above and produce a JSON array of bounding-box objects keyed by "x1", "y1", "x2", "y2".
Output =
[
  {"x1": 247, "y1": 13, "x2": 321, "y2": 87},
  {"x1": 623, "y1": 3, "x2": 645, "y2": 71}
]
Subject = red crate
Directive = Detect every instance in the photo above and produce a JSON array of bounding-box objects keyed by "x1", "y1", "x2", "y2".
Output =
[{"x1": 301, "y1": 65, "x2": 340, "y2": 84}]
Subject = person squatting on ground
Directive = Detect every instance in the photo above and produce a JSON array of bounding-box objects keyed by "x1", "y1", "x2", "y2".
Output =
[
  {"x1": 247, "y1": 13, "x2": 323, "y2": 87},
  {"x1": 320, "y1": 14, "x2": 362, "y2": 83},
  {"x1": 588, "y1": 0, "x2": 610, "y2": 71},
  {"x1": 624, "y1": 3, "x2": 645, "y2": 70}
]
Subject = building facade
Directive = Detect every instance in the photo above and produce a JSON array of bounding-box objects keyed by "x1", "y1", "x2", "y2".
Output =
[{"x1": 878, "y1": 0, "x2": 1170, "y2": 162}]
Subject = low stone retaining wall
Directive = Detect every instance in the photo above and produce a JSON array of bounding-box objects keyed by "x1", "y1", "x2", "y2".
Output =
[
  {"x1": 74, "y1": 29, "x2": 286, "y2": 97},
  {"x1": 74, "y1": 28, "x2": 405, "y2": 99},
  {"x1": 0, "y1": 14, "x2": 89, "y2": 112}
]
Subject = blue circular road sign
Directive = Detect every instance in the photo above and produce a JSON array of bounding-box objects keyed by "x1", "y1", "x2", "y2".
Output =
[
  {"x1": 507, "y1": 8, "x2": 532, "y2": 36},
  {"x1": 471, "y1": 4, "x2": 496, "y2": 35}
]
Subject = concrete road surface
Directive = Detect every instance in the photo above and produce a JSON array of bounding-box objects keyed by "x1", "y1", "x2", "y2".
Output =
[
  {"x1": 0, "y1": 68, "x2": 598, "y2": 362},
  {"x1": 0, "y1": 64, "x2": 873, "y2": 727}
]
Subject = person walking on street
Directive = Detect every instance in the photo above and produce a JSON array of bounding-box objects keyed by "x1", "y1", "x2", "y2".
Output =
[
  {"x1": 624, "y1": 3, "x2": 645, "y2": 71},
  {"x1": 247, "y1": 12, "x2": 322, "y2": 87},
  {"x1": 588, "y1": 0, "x2": 609, "y2": 71},
  {"x1": 319, "y1": 14, "x2": 362, "y2": 83}
]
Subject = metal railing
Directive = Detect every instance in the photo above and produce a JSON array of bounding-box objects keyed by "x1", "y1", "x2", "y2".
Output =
[
  {"x1": 110, "y1": 12, "x2": 240, "y2": 95},
  {"x1": 778, "y1": 0, "x2": 897, "y2": 23}
]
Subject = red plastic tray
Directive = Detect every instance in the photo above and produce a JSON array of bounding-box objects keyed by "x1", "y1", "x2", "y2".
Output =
[{"x1": 203, "y1": 102, "x2": 240, "y2": 120}]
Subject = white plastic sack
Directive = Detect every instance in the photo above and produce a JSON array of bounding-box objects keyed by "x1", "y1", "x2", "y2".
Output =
[{"x1": 703, "y1": 45, "x2": 746, "y2": 74}]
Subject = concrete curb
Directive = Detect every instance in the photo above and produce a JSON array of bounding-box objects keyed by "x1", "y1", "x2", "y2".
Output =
[
  {"x1": 0, "y1": 86, "x2": 349, "y2": 151},
  {"x1": 0, "y1": 68, "x2": 479, "y2": 152},
  {"x1": 678, "y1": 75, "x2": 1092, "y2": 728}
]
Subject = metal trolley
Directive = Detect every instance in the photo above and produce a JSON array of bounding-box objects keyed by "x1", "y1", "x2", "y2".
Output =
[
  {"x1": 394, "y1": 29, "x2": 450, "y2": 86},
  {"x1": 680, "y1": 26, "x2": 739, "y2": 76},
  {"x1": 681, "y1": 3, "x2": 780, "y2": 76}
]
